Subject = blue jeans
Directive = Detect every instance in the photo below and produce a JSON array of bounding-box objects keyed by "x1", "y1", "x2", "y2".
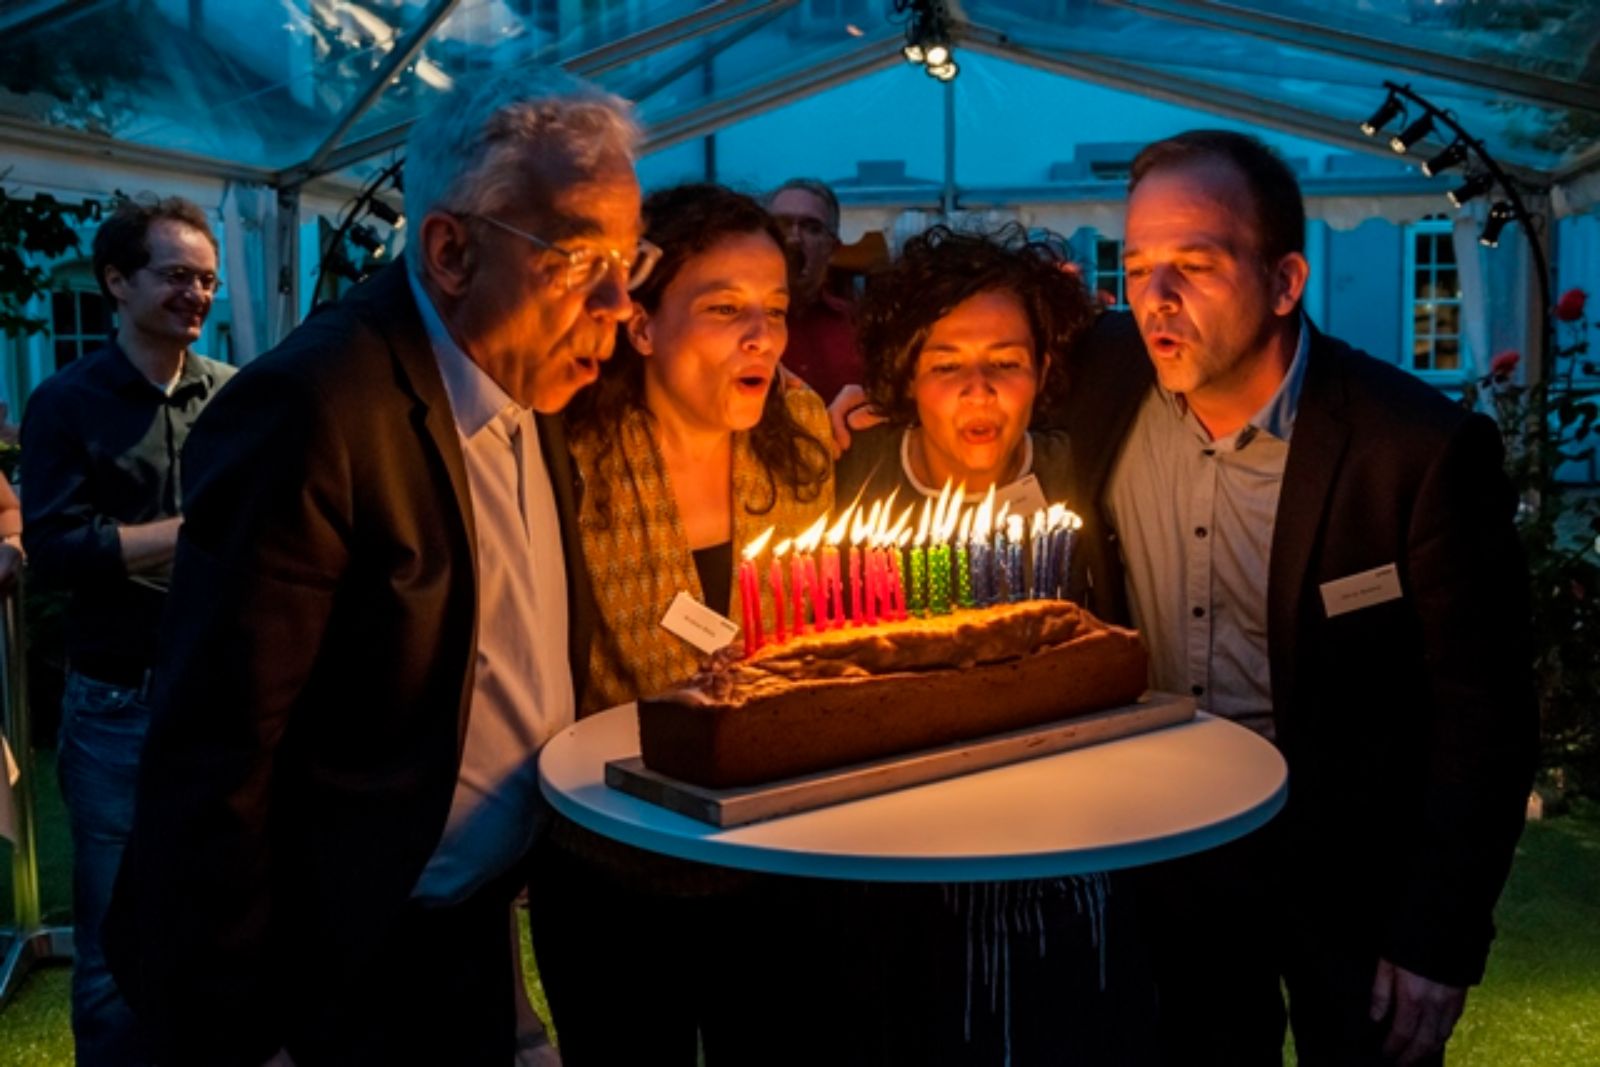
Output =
[{"x1": 57, "y1": 668, "x2": 153, "y2": 1066}]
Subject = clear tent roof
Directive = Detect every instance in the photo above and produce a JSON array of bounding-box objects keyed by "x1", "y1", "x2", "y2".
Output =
[{"x1": 2, "y1": 0, "x2": 1597, "y2": 190}]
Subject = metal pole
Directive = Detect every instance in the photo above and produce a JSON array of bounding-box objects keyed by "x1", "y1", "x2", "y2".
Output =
[{"x1": 0, "y1": 577, "x2": 73, "y2": 1008}]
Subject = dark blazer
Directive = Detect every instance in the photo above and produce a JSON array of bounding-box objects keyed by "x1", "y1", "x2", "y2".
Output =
[
  {"x1": 106, "y1": 263, "x2": 595, "y2": 1064},
  {"x1": 1061, "y1": 311, "x2": 1538, "y2": 987}
]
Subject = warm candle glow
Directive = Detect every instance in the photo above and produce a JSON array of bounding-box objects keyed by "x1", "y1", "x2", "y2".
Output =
[{"x1": 743, "y1": 525, "x2": 776, "y2": 561}]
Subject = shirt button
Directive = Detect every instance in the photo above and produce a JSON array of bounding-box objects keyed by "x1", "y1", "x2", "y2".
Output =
[
  {"x1": 1194, "y1": 526, "x2": 1208, "y2": 539},
  {"x1": 1191, "y1": 684, "x2": 1205, "y2": 697},
  {"x1": 1192, "y1": 605, "x2": 1206, "y2": 618}
]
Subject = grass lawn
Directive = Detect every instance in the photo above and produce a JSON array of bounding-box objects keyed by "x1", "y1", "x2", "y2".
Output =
[{"x1": 5, "y1": 761, "x2": 1597, "y2": 1064}]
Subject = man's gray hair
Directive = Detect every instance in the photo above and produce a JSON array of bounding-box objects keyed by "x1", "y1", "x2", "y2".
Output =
[
  {"x1": 403, "y1": 68, "x2": 639, "y2": 265},
  {"x1": 769, "y1": 177, "x2": 840, "y2": 236}
]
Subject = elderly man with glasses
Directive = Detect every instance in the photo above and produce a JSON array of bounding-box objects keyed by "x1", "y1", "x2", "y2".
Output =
[
  {"x1": 107, "y1": 69, "x2": 646, "y2": 1067},
  {"x1": 20, "y1": 193, "x2": 233, "y2": 1066}
]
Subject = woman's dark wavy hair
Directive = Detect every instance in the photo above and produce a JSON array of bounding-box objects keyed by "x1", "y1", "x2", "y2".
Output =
[
  {"x1": 566, "y1": 182, "x2": 832, "y2": 527},
  {"x1": 857, "y1": 223, "x2": 1094, "y2": 428}
]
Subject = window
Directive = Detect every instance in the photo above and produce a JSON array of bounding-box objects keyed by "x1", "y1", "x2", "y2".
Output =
[
  {"x1": 1404, "y1": 218, "x2": 1466, "y2": 379},
  {"x1": 1094, "y1": 236, "x2": 1127, "y2": 310},
  {"x1": 50, "y1": 284, "x2": 112, "y2": 370}
]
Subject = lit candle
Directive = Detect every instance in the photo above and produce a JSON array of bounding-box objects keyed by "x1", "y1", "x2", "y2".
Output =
[
  {"x1": 1005, "y1": 513, "x2": 1024, "y2": 602},
  {"x1": 1029, "y1": 510, "x2": 1048, "y2": 599},
  {"x1": 849, "y1": 503, "x2": 877, "y2": 626},
  {"x1": 970, "y1": 485, "x2": 995, "y2": 607},
  {"x1": 928, "y1": 486, "x2": 961, "y2": 616},
  {"x1": 769, "y1": 538, "x2": 790, "y2": 644},
  {"x1": 955, "y1": 508, "x2": 975, "y2": 609},
  {"x1": 891, "y1": 528, "x2": 911, "y2": 620},
  {"x1": 908, "y1": 499, "x2": 931, "y2": 617},
  {"x1": 822, "y1": 506, "x2": 852, "y2": 630},
  {"x1": 792, "y1": 514, "x2": 827, "y2": 633},
  {"x1": 880, "y1": 503, "x2": 912, "y2": 621},
  {"x1": 1060, "y1": 510, "x2": 1082, "y2": 602},
  {"x1": 740, "y1": 526, "x2": 775, "y2": 656}
]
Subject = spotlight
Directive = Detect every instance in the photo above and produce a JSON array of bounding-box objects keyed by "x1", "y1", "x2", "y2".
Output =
[
  {"x1": 927, "y1": 60, "x2": 958, "y2": 81},
  {"x1": 1479, "y1": 201, "x2": 1515, "y2": 248},
  {"x1": 368, "y1": 199, "x2": 405, "y2": 229},
  {"x1": 1390, "y1": 114, "x2": 1434, "y2": 154},
  {"x1": 924, "y1": 39, "x2": 950, "y2": 67},
  {"x1": 1446, "y1": 173, "x2": 1493, "y2": 209},
  {"x1": 349, "y1": 223, "x2": 386, "y2": 256},
  {"x1": 1421, "y1": 140, "x2": 1467, "y2": 178},
  {"x1": 1360, "y1": 93, "x2": 1403, "y2": 137},
  {"x1": 902, "y1": 42, "x2": 924, "y2": 62}
]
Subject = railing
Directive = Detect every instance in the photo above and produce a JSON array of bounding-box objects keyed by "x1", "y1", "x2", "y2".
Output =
[{"x1": 0, "y1": 578, "x2": 72, "y2": 1007}]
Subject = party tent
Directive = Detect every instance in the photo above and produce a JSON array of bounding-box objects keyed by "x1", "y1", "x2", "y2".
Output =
[{"x1": 1, "y1": 0, "x2": 1598, "y2": 414}]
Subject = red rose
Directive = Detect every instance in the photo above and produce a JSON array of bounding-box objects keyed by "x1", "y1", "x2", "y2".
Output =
[
  {"x1": 1555, "y1": 287, "x2": 1587, "y2": 322},
  {"x1": 1490, "y1": 349, "x2": 1520, "y2": 380}
]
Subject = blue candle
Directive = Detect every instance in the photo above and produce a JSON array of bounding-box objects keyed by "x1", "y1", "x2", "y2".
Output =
[{"x1": 1005, "y1": 514, "x2": 1024, "y2": 602}]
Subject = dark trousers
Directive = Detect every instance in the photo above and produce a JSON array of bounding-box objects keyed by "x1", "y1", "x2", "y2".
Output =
[
  {"x1": 1132, "y1": 823, "x2": 1442, "y2": 1067},
  {"x1": 527, "y1": 828, "x2": 815, "y2": 1067},
  {"x1": 808, "y1": 876, "x2": 1159, "y2": 1067},
  {"x1": 285, "y1": 868, "x2": 521, "y2": 1067}
]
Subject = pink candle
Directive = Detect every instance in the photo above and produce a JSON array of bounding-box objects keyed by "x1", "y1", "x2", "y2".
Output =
[
  {"x1": 848, "y1": 546, "x2": 864, "y2": 626},
  {"x1": 864, "y1": 548, "x2": 881, "y2": 626},
  {"x1": 821, "y1": 546, "x2": 845, "y2": 629},
  {"x1": 769, "y1": 556, "x2": 787, "y2": 644},
  {"x1": 790, "y1": 553, "x2": 811, "y2": 635},
  {"x1": 808, "y1": 553, "x2": 826, "y2": 629}
]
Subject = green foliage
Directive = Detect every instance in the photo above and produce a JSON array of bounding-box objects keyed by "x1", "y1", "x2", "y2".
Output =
[
  {"x1": 0, "y1": 182, "x2": 100, "y2": 338},
  {"x1": 1464, "y1": 299, "x2": 1600, "y2": 799}
]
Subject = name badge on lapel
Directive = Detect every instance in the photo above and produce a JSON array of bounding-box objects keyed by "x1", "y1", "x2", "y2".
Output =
[
  {"x1": 661, "y1": 591, "x2": 740, "y2": 655},
  {"x1": 1319, "y1": 564, "x2": 1403, "y2": 618}
]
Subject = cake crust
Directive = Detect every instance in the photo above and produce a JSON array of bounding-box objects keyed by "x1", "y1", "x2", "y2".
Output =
[{"x1": 638, "y1": 600, "x2": 1148, "y2": 788}]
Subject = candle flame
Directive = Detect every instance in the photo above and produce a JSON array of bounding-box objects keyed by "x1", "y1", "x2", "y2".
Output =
[
  {"x1": 1007, "y1": 513, "x2": 1024, "y2": 542},
  {"x1": 1047, "y1": 503, "x2": 1068, "y2": 531},
  {"x1": 886, "y1": 502, "x2": 915, "y2": 546},
  {"x1": 932, "y1": 479, "x2": 954, "y2": 542},
  {"x1": 772, "y1": 538, "x2": 792, "y2": 559},
  {"x1": 994, "y1": 500, "x2": 1012, "y2": 535},
  {"x1": 972, "y1": 484, "x2": 996, "y2": 542},
  {"x1": 1065, "y1": 509, "x2": 1083, "y2": 531},
  {"x1": 914, "y1": 498, "x2": 932, "y2": 547},
  {"x1": 958, "y1": 507, "x2": 973, "y2": 543},
  {"x1": 852, "y1": 500, "x2": 881, "y2": 546},
  {"x1": 1031, "y1": 509, "x2": 1047, "y2": 539},
  {"x1": 795, "y1": 513, "x2": 828, "y2": 553},
  {"x1": 743, "y1": 525, "x2": 776, "y2": 560},
  {"x1": 826, "y1": 503, "x2": 854, "y2": 547},
  {"x1": 896, "y1": 527, "x2": 913, "y2": 548},
  {"x1": 936, "y1": 486, "x2": 966, "y2": 544}
]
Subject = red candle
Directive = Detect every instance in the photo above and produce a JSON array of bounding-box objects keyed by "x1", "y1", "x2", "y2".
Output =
[
  {"x1": 864, "y1": 547, "x2": 881, "y2": 626},
  {"x1": 887, "y1": 546, "x2": 907, "y2": 620},
  {"x1": 739, "y1": 559, "x2": 761, "y2": 657},
  {"x1": 790, "y1": 552, "x2": 811, "y2": 635},
  {"x1": 822, "y1": 545, "x2": 845, "y2": 629},
  {"x1": 769, "y1": 555, "x2": 788, "y2": 644},
  {"x1": 848, "y1": 545, "x2": 864, "y2": 626}
]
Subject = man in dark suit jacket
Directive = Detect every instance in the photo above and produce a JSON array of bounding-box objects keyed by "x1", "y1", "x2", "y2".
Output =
[
  {"x1": 1059, "y1": 131, "x2": 1537, "y2": 1065},
  {"x1": 106, "y1": 69, "x2": 651, "y2": 1066}
]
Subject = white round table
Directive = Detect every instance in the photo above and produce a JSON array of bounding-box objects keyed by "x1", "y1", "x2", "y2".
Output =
[{"x1": 539, "y1": 704, "x2": 1287, "y2": 882}]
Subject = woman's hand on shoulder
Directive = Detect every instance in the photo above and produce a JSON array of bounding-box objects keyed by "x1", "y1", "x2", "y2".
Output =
[{"x1": 826, "y1": 384, "x2": 885, "y2": 458}]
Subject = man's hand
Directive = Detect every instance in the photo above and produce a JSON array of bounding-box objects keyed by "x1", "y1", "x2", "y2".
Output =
[
  {"x1": 826, "y1": 384, "x2": 884, "y2": 457},
  {"x1": 1370, "y1": 957, "x2": 1467, "y2": 1065}
]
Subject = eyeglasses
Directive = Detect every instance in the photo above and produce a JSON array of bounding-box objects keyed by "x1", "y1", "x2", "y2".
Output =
[
  {"x1": 471, "y1": 215, "x2": 661, "y2": 294},
  {"x1": 141, "y1": 266, "x2": 223, "y2": 294}
]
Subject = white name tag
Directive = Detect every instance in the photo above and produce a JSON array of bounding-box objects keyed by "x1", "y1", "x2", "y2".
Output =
[
  {"x1": 993, "y1": 474, "x2": 1050, "y2": 519},
  {"x1": 1319, "y1": 564, "x2": 1403, "y2": 618},
  {"x1": 660, "y1": 591, "x2": 740, "y2": 655}
]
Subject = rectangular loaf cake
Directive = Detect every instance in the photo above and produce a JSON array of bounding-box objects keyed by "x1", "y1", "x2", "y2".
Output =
[{"x1": 637, "y1": 599, "x2": 1148, "y2": 788}]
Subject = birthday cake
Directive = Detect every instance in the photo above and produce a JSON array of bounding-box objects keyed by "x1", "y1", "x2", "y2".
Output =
[{"x1": 637, "y1": 599, "x2": 1147, "y2": 788}]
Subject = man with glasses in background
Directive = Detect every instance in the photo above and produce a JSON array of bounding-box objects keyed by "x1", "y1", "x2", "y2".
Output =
[
  {"x1": 20, "y1": 194, "x2": 233, "y2": 1065},
  {"x1": 107, "y1": 69, "x2": 646, "y2": 1066}
]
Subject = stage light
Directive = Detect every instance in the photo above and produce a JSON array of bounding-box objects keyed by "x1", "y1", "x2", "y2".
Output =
[
  {"x1": 1447, "y1": 173, "x2": 1493, "y2": 209},
  {"x1": 1360, "y1": 94, "x2": 1402, "y2": 137},
  {"x1": 1421, "y1": 140, "x2": 1467, "y2": 178},
  {"x1": 349, "y1": 223, "x2": 385, "y2": 256},
  {"x1": 924, "y1": 40, "x2": 950, "y2": 67},
  {"x1": 1479, "y1": 202, "x2": 1515, "y2": 248},
  {"x1": 927, "y1": 60, "x2": 958, "y2": 81},
  {"x1": 902, "y1": 42, "x2": 924, "y2": 62},
  {"x1": 367, "y1": 199, "x2": 405, "y2": 229},
  {"x1": 1390, "y1": 114, "x2": 1434, "y2": 154}
]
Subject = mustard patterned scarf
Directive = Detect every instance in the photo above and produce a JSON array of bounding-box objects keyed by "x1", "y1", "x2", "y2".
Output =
[{"x1": 573, "y1": 389, "x2": 834, "y2": 713}]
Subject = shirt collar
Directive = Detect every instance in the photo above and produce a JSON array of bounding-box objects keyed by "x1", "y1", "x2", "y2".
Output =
[
  {"x1": 408, "y1": 266, "x2": 518, "y2": 438},
  {"x1": 1158, "y1": 314, "x2": 1309, "y2": 450},
  {"x1": 105, "y1": 338, "x2": 217, "y2": 401}
]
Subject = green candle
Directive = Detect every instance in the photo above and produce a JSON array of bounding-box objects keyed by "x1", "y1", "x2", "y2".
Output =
[
  {"x1": 929, "y1": 544, "x2": 952, "y2": 616},
  {"x1": 909, "y1": 545, "x2": 928, "y2": 616},
  {"x1": 955, "y1": 544, "x2": 974, "y2": 609}
]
